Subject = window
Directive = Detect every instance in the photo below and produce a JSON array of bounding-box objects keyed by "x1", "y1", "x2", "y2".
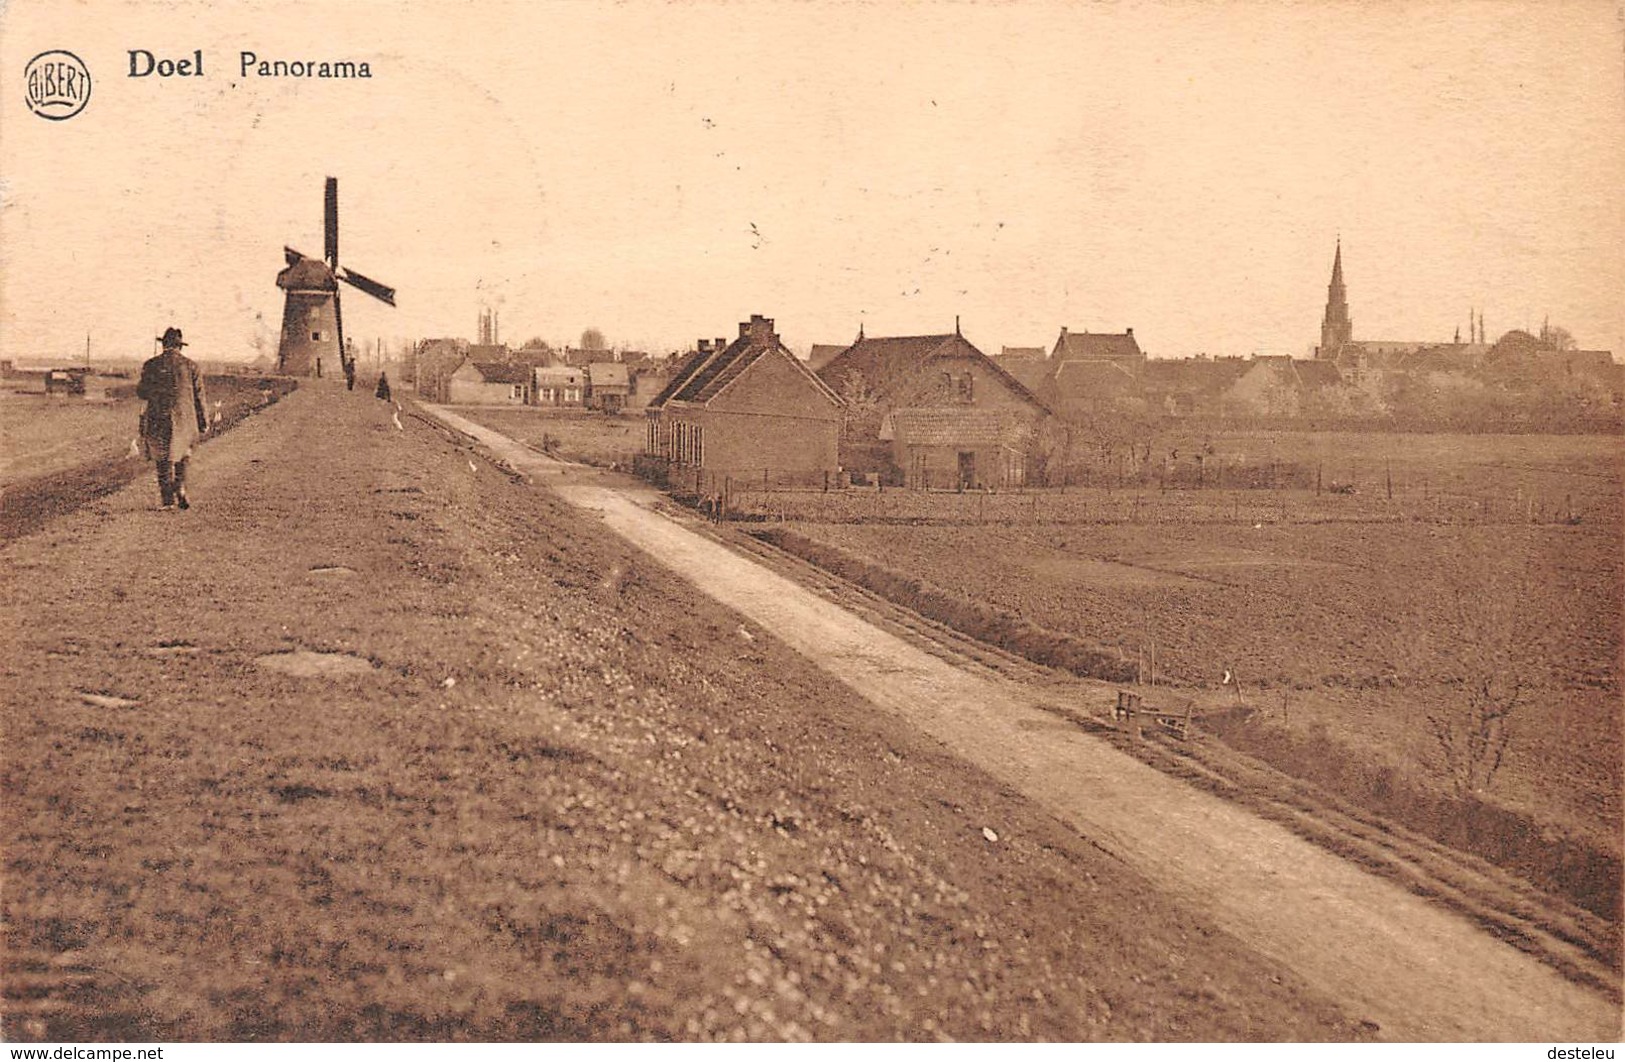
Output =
[
  {"x1": 311, "y1": 330, "x2": 324, "y2": 341},
  {"x1": 511, "y1": 385, "x2": 524, "y2": 400}
]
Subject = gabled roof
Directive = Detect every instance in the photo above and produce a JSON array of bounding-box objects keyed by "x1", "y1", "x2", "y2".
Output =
[
  {"x1": 820, "y1": 334, "x2": 958, "y2": 392},
  {"x1": 587, "y1": 362, "x2": 629, "y2": 387},
  {"x1": 818, "y1": 332, "x2": 1051, "y2": 413},
  {"x1": 471, "y1": 362, "x2": 530, "y2": 385},
  {"x1": 647, "y1": 347, "x2": 714, "y2": 407},
  {"x1": 1054, "y1": 330, "x2": 1143, "y2": 362},
  {"x1": 807, "y1": 344, "x2": 849, "y2": 371},
  {"x1": 652, "y1": 332, "x2": 840, "y2": 409},
  {"x1": 999, "y1": 346, "x2": 1047, "y2": 360}
]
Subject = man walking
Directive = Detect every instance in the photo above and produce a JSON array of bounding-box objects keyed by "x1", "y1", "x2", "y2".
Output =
[{"x1": 137, "y1": 327, "x2": 210, "y2": 510}]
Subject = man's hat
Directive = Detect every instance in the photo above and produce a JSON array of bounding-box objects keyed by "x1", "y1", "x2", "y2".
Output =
[{"x1": 158, "y1": 327, "x2": 187, "y2": 348}]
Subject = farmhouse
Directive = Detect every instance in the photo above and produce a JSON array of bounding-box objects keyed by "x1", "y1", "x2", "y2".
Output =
[
  {"x1": 448, "y1": 361, "x2": 530, "y2": 405},
  {"x1": 817, "y1": 327, "x2": 1051, "y2": 488},
  {"x1": 534, "y1": 365, "x2": 586, "y2": 407},
  {"x1": 585, "y1": 362, "x2": 630, "y2": 413},
  {"x1": 646, "y1": 314, "x2": 842, "y2": 485},
  {"x1": 1052, "y1": 327, "x2": 1146, "y2": 374}
]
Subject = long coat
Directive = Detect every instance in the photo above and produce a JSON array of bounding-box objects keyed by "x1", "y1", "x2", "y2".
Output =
[{"x1": 137, "y1": 350, "x2": 209, "y2": 463}]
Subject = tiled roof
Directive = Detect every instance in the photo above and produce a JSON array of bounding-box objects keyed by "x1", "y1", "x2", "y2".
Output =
[
  {"x1": 999, "y1": 346, "x2": 1046, "y2": 360},
  {"x1": 652, "y1": 334, "x2": 840, "y2": 409},
  {"x1": 818, "y1": 333, "x2": 1050, "y2": 413},
  {"x1": 807, "y1": 344, "x2": 849, "y2": 371},
  {"x1": 587, "y1": 362, "x2": 629, "y2": 387},
  {"x1": 472, "y1": 362, "x2": 530, "y2": 385},
  {"x1": 1054, "y1": 330, "x2": 1143, "y2": 362},
  {"x1": 647, "y1": 347, "x2": 713, "y2": 406},
  {"x1": 677, "y1": 338, "x2": 762, "y2": 402},
  {"x1": 887, "y1": 407, "x2": 1033, "y2": 449},
  {"x1": 819, "y1": 334, "x2": 958, "y2": 397}
]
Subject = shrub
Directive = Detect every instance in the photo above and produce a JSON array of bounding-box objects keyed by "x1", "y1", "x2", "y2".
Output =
[{"x1": 1203, "y1": 710, "x2": 1621, "y2": 921}]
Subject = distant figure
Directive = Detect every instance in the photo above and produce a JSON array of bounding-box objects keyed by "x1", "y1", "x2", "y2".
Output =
[
  {"x1": 375, "y1": 372, "x2": 392, "y2": 402},
  {"x1": 343, "y1": 357, "x2": 357, "y2": 391},
  {"x1": 137, "y1": 327, "x2": 210, "y2": 511}
]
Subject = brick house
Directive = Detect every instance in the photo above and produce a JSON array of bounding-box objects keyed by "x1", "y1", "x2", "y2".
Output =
[
  {"x1": 817, "y1": 328, "x2": 1051, "y2": 488},
  {"x1": 1052, "y1": 326, "x2": 1146, "y2": 373},
  {"x1": 585, "y1": 361, "x2": 631, "y2": 412},
  {"x1": 646, "y1": 314, "x2": 842, "y2": 486},
  {"x1": 533, "y1": 365, "x2": 586, "y2": 407}
]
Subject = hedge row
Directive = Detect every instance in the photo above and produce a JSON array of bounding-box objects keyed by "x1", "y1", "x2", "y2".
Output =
[{"x1": 1203, "y1": 708, "x2": 1621, "y2": 924}]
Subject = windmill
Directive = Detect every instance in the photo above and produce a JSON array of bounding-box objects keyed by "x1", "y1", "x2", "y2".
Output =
[{"x1": 275, "y1": 177, "x2": 396, "y2": 378}]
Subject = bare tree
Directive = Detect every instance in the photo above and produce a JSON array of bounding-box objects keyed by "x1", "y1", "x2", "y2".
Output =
[
  {"x1": 1543, "y1": 324, "x2": 1577, "y2": 351},
  {"x1": 1426, "y1": 674, "x2": 1522, "y2": 798},
  {"x1": 1398, "y1": 560, "x2": 1531, "y2": 797},
  {"x1": 580, "y1": 328, "x2": 607, "y2": 352}
]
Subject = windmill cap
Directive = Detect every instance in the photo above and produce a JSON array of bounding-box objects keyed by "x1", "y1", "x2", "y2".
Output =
[{"x1": 158, "y1": 327, "x2": 187, "y2": 347}]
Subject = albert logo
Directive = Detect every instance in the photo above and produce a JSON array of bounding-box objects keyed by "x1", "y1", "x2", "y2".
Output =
[{"x1": 24, "y1": 49, "x2": 91, "y2": 120}]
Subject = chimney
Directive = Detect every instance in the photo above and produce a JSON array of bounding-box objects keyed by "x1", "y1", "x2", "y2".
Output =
[
  {"x1": 1126, "y1": 327, "x2": 1134, "y2": 336},
  {"x1": 741, "y1": 315, "x2": 776, "y2": 344}
]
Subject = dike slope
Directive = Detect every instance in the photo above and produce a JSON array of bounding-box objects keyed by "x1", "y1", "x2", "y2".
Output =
[{"x1": 3, "y1": 384, "x2": 1364, "y2": 1041}]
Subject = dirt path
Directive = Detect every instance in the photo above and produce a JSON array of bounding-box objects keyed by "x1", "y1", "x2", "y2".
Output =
[{"x1": 432, "y1": 405, "x2": 1621, "y2": 1042}]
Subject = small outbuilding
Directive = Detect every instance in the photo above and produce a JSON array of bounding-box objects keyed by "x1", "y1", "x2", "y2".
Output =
[{"x1": 448, "y1": 361, "x2": 531, "y2": 405}]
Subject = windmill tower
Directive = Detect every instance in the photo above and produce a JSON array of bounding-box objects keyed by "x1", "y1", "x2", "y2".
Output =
[{"x1": 276, "y1": 177, "x2": 396, "y2": 376}]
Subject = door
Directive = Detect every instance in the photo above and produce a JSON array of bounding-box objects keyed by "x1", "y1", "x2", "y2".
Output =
[{"x1": 957, "y1": 450, "x2": 976, "y2": 490}]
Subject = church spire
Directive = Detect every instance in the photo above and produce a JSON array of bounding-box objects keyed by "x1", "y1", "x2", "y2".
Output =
[{"x1": 1318, "y1": 239, "x2": 1353, "y2": 359}]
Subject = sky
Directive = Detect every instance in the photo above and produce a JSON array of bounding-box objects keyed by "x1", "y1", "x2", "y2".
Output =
[{"x1": 2, "y1": 0, "x2": 1622, "y2": 364}]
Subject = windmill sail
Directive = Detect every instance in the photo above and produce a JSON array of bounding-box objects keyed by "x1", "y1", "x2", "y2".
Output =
[
  {"x1": 324, "y1": 177, "x2": 339, "y2": 265},
  {"x1": 339, "y1": 267, "x2": 397, "y2": 306}
]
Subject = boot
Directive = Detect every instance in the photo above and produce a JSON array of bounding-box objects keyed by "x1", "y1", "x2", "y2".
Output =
[
  {"x1": 173, "y1": 457, "x2": 191, "y2": 510},
  {"x1": 157, "y1": 462, "x2": 176, "y2": 509}
]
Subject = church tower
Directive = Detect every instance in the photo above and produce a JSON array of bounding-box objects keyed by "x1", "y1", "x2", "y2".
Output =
[{"x1": 1317, "y1": 240, "x2": 1353, "y2": 359}]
